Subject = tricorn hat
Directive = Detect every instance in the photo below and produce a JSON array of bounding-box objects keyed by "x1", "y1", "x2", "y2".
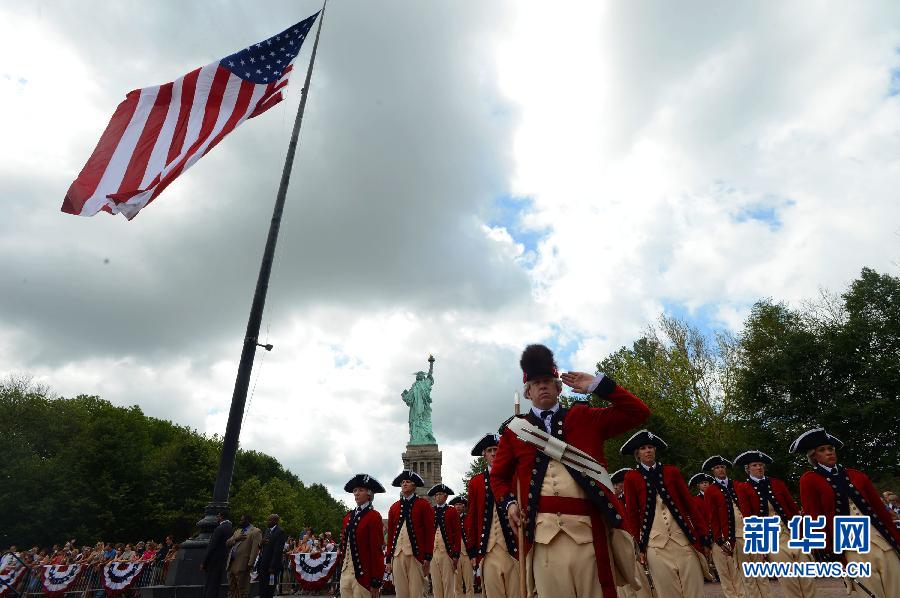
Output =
[
  {"x1": 702, "y1": 455, "x2": 733, "y2": 471},
  {"x1": 343, "y1": 473, "x2": 386, "y2": 494},
  {"x1": 448, "y1": 496, "x2": 468, "y2": 506},
  {"x1": 734, "y1": 450, "x2": 774, "y2": 468},
  {"x1": 611, "y1": 468, "x2": 631, "y2": 484},
  {"x1": 688, "y1": 473, "x2": 715, "y2": 486},
  {"x1": 427, "y1": 483, "x2": 454, "y2": 497},
  {"x1": 788, "y1": 428, "x2": 844, "y2": 454},
  {"x1": 620, "y1": 430, "x2": 668, "y2": 455},
  {"x1": 391, "y1": 470, "x2": 425, "y2": 487},
  {"x1": 471, "y1": 433, "x2": 501, "y2": 456},
  {"x1": 520, "y1": 344, "x2": 559, "y2": 383}
]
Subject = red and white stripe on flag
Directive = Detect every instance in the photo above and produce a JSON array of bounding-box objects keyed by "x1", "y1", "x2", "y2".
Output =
[{"x1": 62, "y1": 13, "x2": 318, "y2": 220}]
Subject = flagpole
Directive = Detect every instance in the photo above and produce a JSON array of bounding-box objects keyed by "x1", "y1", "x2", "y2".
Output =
[{"x1": 186, "y1": 1, "x2": 328, "y2": 551}]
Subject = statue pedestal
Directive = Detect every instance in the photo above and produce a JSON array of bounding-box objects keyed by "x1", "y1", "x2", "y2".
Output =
[{"x1": 402, "y1": 444, "x2": 442, "y2": 496}]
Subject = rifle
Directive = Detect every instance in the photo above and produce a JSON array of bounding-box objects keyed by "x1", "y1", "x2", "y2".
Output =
[
  {"x1": 513, "y1": 392, "x2": 527, "y2": 598},
  {"x1": 640, "y1": 557, "x2": 660, "y2": 598},
  {"x1": 811, "y1": 550, "x2": 876, "y2": 598}
]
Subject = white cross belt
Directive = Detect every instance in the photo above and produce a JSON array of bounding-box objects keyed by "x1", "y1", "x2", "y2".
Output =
[{"x1": 506, "y1": 417, "x2": 615, "y2": 493}]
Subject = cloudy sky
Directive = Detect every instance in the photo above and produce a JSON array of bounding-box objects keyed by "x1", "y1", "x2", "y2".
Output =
[{"x1": 2, "y1": 0, "x2": 899, "y2": 516}]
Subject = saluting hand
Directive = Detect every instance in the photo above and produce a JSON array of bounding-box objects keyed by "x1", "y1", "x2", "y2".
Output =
[{"x1": 560, "y1": 371, "x2": 595, "y2": 394}]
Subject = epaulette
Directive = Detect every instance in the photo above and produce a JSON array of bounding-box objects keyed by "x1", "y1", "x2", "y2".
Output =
[{"x1": 498, "y1": 414, "x2": 525, "y2": 433}]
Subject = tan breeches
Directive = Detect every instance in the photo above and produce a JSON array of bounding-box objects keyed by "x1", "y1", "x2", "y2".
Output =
[
  {"x1": 616, "y1": 560, "x2": 652, "y2": 598},
  {"x1": 736, "y1": 542, "x2": 772, "y2": 598},
  {"x1": 530, "y1": 533, "x2": 599, "y2": 598},
  {"x1": 646, "y1": 542, "x2": 704, "y2": 598},
  {"x1": 339, "y1": 561, "x2": 369, "y2": 598},
  {"x1": 711, "y1": 544, "x2": 746, "y2": 598},
  {"x1": 431, "y1": 551, "x2": 455, "y2": 598},
  {"x1": 392, "y1": 554, "x2": 424, "y2": 598},
  {"x1": 454, "y1": 555, "x2": 474, "y2": 598},
  {"x1": 768, "y1": 536, "x2": 817, "y2": 598},
  {"x1": 845, "y1": 544, "x2": 900, "y2": 598},
  {"x1": 482, "y1": 548, "x2": 519, "y2": 598}
]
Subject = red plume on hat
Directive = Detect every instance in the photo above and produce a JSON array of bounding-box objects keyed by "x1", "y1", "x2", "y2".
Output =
[{"x1": 520, "y1": 344, "x2": 559, "y2": 383}]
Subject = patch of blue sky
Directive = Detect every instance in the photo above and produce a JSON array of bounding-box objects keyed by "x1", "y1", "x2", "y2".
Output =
[
  {"x1": 889, "y1": 66, "x2": 900, "y2": 97},
  {"x1": 487, "y1": 194, "x2": 546, "y2": 254},
  {"x1": 547, "y1": 323, "x2": 583, "y2": 371},
  {"x1": 660, "y1": 299, "x2": 724, "y2": 343},
  {"x1": 732, "y1": 196, "x2": 795, "y2": 231},
  {"x1": 330, "y1": 345, "x2": 351, "y2": 368}
]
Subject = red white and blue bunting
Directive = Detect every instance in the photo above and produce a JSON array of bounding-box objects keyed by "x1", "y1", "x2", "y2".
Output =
[
  {"x1": 42, "y1": 564, "x2": 84, "y2": 597},
  {"x1": 102, "y1": 562, "x2": 146, "y2": 596},
  {"x1": 0, "y1": 565, "x2": 26, "y2": 597},
  {"x1": 289, "y1": 552, "x2": 337, "y2": 591}
]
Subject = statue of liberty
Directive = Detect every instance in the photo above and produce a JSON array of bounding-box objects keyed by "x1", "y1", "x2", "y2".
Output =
[{"x1": 401, "y1": 355, "x2": 437, "y2": 445}]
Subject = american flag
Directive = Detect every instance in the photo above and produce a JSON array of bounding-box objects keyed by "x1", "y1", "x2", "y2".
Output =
[{"x1": 62, "y1": 12, "x2": 319, "y2": 220}]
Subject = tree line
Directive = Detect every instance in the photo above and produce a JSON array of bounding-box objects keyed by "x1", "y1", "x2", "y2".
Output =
[
  {"x1": 592, "y1": 267, "x2": 899, "y2": 491},
  {"x1": 0, "y1": 382, "x2": 347, "y2": 547}
]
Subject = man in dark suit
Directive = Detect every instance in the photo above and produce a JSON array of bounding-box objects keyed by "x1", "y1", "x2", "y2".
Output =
[
  {"x1": 201, "y1": 512, "x2": 233, "y2": 598},
  {"x1": 257, "y1": 514, "x2": 287, "y2": 598}
]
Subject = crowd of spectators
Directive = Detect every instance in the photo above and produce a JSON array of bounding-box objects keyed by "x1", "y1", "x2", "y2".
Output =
[
  {"x1": 0, "y1": 537, "x2": 178, "y2": 593},
  {"x1": 2, "y1": 537, "x2": 178, "y2": 569},
  {"x1": 0, "y1": 526, "x2": 342, "y2": 596},
  {"x1": 285, "y1": 528, "x2": 337, "y2": 555}
]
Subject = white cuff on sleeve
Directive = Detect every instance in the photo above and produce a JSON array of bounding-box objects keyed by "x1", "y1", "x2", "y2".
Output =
[{"x1": 587, "y1": 373, "x2": 606, "y2": 392}]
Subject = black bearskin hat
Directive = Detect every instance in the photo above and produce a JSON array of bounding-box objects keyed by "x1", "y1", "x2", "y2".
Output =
[{"x1": 520, "y1": 344, "x2": 559, "y2": 383}]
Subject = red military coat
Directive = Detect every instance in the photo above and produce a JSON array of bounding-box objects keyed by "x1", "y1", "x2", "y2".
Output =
[
  {"x1": 623, "y1": 465, "x2": 710, "y2": 552},
  {"x1": 799, "y1": 466, "x2": 900, "y2": 553},
  {"x1": 340, "y1": 506, "x2": 385, "y2": 589},
  {"x1": 385, "y1": 495, "x2": 436, "y2": 564},
  {"x1": 466, "y1": 471, "x2": 518, "y2": 560},
  {"x1": 434, "y1": 504, "x2": 462, "y2": 559},
  {"x1": 705, "y1": 479, "x2": 750, "y2": 545},
  {"x1": 490, "y1": 379, "x2": 650, "y2": 598},
  {"x1": 692, "y1": 493, "x2": 713, "y2": 545},
  {"x1": 735, "y1": 476, "x2": 799, "y2": 522}
]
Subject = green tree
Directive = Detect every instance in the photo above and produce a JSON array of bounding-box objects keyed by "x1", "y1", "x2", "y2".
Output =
[
  {"x1": 735, "y1": 268, "x2": 900, "y2": 487},
  {"x1": 591, "y1": 315, "x2": 748, "y2": 477},
  {"x1": 0, "y1": 381, "x2": 349, "y2": 546}
]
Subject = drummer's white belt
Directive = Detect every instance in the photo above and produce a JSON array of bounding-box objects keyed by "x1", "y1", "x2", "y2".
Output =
[{"x1": 505, "y1": 417, "x2": 614, "y2": 493}]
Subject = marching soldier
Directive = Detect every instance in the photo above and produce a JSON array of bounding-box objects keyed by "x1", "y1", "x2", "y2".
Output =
[
  {"x1": 466, "y1": 433, "x2": 519, "y2": 598},
  {"x1": 708, "y1": 455, "x2": 778, "y2": 598},
  {"x1": 449, "y1": 496, "x2": 475, "y2": 598},
  {"x1": 428, "y1": 484, "x2": 462, "y2": 598},
  {"x1": 621, "y1": 430, "x2": 711, "y2": 598},
  {"x1": 792, "y1": 428, "x2": 900, "y2": 598},
  {"x1": 339, "y1": 474, "x2": 386, "y2": 598},
  {"x1": 385, "y1": 470, "x2": 435, "y2": 598},
  {"x1": 612, "y1": 467, "x2": 652, "y2": 598},
  {"x1": 612, "y1": 468, "x2": 630, "y2": 502},
  {"x1": 688, "y1": 473, "x2": 715, "y2": 547},
  {"x1": 491, "y1": 344, "x2": 650, "y2": 598},
  {"x1": 702, "y1": 456, "x2": 747, "y2": 598},
  {"x1": 734, "y1": 450, "x2": 817, "y2": 598}
]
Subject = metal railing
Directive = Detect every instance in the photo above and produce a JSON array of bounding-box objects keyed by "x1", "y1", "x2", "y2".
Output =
[
  {"x1": 1, "y1": 553, "x2": 171, "y2": 598},
  {"x1": 0, "y1": 553, "x2": 345, "y2": 597}
]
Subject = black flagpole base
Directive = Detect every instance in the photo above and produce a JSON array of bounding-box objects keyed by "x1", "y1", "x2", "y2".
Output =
[{"x1": 164, "y1": 501, "x2": 228, "y2": 587}]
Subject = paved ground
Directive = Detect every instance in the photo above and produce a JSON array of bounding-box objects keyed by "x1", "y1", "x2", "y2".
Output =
[
  {"x1": 702, "y1": 578, "x2": 857, "y2": 597},
  {"x1": 306, "y1": 577, "x2": 858, "y2": 596}
]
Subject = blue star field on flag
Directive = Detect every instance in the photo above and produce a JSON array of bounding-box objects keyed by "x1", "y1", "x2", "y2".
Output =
[{"x1": 221, "y1": 12, "x2": 319, "y2": 84}]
